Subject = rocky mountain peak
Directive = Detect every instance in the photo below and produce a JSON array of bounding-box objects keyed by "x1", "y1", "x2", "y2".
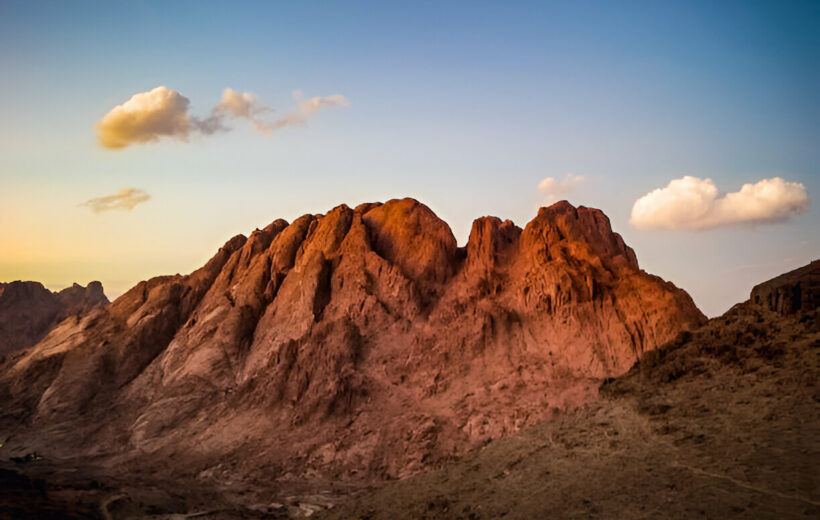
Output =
[
  {"x1": 362, "y1": 198, "x2": 458, "y2": 285},
  {"x1": 0, "y1": 198, "x2": 704, "y2": 489},
  {"x1": 522, "y1": 200, "x2": 638, "y2": 271}
]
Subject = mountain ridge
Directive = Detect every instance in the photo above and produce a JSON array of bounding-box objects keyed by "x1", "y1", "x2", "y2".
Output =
[
  {"x1": 0, "y1": 280, "x2": 108, "y2": 358},
  {"x1": 0, "y1": 198, "x2": 704, "y2": 502}
]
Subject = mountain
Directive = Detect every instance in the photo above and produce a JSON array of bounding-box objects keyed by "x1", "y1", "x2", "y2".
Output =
[
  {"x1": 0, "y1": 280, "x2": 108, "y2": 358},
  {"x1": 0, "y1": 199, "x2": 704, "y2": 516},
  {"x1": 319, "y1": 260, "x2": 820, "y2": 519}
]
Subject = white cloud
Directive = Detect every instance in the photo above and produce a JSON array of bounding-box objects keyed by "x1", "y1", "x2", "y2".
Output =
[
  {"x1": 538, "y1": 173, "x2": 585, "y2": 205},
  {"x1": 211, "y1": 87, "x2": 275, "y2": 133},
  {"x1": 215, "y1": 88, "x2": 263, "y2": 119},
  {"x1": 95, "y1": 86, "x2": 350, "y2": 148},
  {"x1": 298, "y1": 94, "x2": 350, "y2": 116},
  {"x1": 81, "y1": 188, "x2": 151, "y2": 213},
  {"x1": 208, "y1": 90, "x2": 350, "y2": 135},
  {"x1": 94, "y1": 87, "x2": 195, "y2": 149},
  {"x1": 630, "y1": 176, "x2": 810, "y2": 230},
  {"x1": 254, "y1": 94, "x2": 351, "y2": 134}
]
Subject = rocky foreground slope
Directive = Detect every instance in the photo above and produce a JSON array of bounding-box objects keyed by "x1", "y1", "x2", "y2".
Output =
[
  {"x1": 0, "y1": 281, "x2": 108, "y2": 358},
  {"x1": 0, "y1": 199, "x2": 704, "y2": 517},
  {"x1": 320, "y1": 260, "x2": 819, "y2": 520}
]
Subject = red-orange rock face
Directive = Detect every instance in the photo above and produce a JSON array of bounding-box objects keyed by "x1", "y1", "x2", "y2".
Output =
[{"x1": 0, "y1": 199, "x2": 704, "y2": 484}]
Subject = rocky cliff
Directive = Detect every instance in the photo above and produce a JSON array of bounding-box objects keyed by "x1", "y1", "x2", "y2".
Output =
[
  {"x1": 0, "y1": 281, "x2": 108, "y2": 358},
  {"x1": 0, "y1": 199, "x2": 703, "y2": 492},
  {"x1": 320, "y1": 260, "x2": 820, "y2": 520},
  {"x1": 751, "y1": 259, "x2": 819, "y2": 316}
]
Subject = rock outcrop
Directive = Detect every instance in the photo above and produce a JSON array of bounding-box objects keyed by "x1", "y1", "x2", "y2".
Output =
[
  {"x1": 0, "y1": 199, "x2": 704, "y2": 491},
  {"x1": 751, "y1": 259, "x2": 819, "y2": 315},
  {"x1": 0, "y1": 281, "x2": 108, "y2": 358}
]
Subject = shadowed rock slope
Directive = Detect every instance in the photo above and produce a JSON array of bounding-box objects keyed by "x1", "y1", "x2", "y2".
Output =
[
  {"x1": 0, "y1": 281, "x2": 108, "y2": 358},
  {"x1": 321, "y1": 260, "x2": 819, "y2": 520},
  {"x1": 0, "y1": 199, "x2": 703, "y2": 504}
]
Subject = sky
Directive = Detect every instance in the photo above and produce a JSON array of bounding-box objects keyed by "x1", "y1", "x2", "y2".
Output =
[{"x1": 0, "y1": 0, "x2": 817, "y2": 317}]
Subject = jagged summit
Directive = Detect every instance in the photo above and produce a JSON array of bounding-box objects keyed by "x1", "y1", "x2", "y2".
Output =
[
  {"x1": 0, "y1": 280, "x2": 108, "y2": 357},
  {"x1": 0, "y1": 198, "x2": 703, "y2": 491}
]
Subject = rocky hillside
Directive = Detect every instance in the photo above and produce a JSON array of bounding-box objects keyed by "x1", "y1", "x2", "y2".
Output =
[
  {"x1": 320, "y1": 260, "x2": 820, "y2": 519},
  {"x1": 0, "y1": 199, "x2": 703, "y2": 511},
  {"x1": 0, "y1": 281, "x2": 108, "y2": 358}
]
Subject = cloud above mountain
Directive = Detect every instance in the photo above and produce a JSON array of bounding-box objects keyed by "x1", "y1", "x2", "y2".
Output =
[
  {"x1": 208, "y1": 88, "x2": 350, "y2": 135},
  {"x1": 81, "y1": 188, "x2": 151, "y2": 213},
  {"x1": 209, "y1": 88, "x2": 273, "y2": 134},
  {"x1": 94, "y1": 87, "x2": 195, "y2": 149},
  {"x1": 538, "y1": 173, "x2": 585, "y2": 205},
  {"x1": 630, "y1": 176, "x2": 809, "y2": 230},
  {"x1": 94, "y1": 86, "x2": 349, "y2": 149},
  {"x1": 259, "y1": 93, "x2": 350, "y2": 134}
]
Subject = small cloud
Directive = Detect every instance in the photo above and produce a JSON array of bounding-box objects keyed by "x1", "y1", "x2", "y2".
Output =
[
  {"x1": 211, "y1": 87, "x2": 275, "y2": 134},
  {"x1": 630, "y1": 176, "x2": 810, "y2": 230},
  {"x1": 215, "y1": 88, "x2": 265, "y2": 119},
  {"x1": 251, "y1": 93, "x2": 351, "y2": 135},
  {"x1": 94, "y1": 87, "x2": 195, "y2": 149},
  {"x1": 94, "y1": 86, "x2": 350, "y2": 148},
  {"x1": 297, "y1": 94, "x2": 351, "y2": 116},
  {"x1": 538, "y1": 173, "x2": 585, "y2": 205},
  {"x1": 81, "y1": 188, "x2": 151, "y2": 213}
]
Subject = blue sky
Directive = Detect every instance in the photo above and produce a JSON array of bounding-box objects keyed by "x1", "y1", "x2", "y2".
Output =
[{"x1": 0, "y1": 0, "x2": 817, "y2": 316}]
